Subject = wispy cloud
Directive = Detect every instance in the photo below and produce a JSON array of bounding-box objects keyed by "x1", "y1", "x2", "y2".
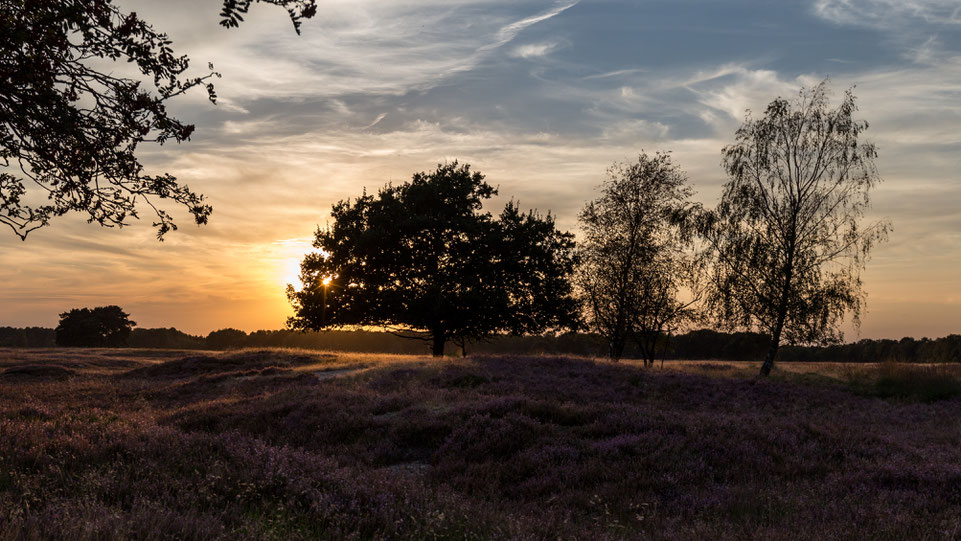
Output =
[
  {"x1": 813, "y1": 0, "x2": 961, "y2": 28},
  {"x1": 170, "y1": 0, "x2": 581, "y2": 101},
  {"x1": 583, "y1": 68, "x2": 648, "y2": 80},
  {"x1": 364, "y1": 113, "x2": 388, "y2": 129},
  {"x1": 812, "y1": 0, "x2": 961, "y2": 63},
  {"x1": 511, "y1": 40, "x2": 562, "y2": 59},
  {"x1": 481, "y1": 1, "x2": 577, "y2": 52}
]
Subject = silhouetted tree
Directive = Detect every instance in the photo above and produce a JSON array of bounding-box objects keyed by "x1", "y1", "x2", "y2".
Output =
[
  {"x1": 55, "y1": 305, "x2": 135, "y2": 347},
  {"x1": 577, "y1": 152, "x2": 701, "y2": 363},
  {"x1": 288, "y1": 162, "x2": 579, "y2": 356},
  {"x1": 206, "y1": 328, "x2": 249, "y2": 350},
  {"x1": 698, "y1": 82, "x2": 890, "y2": 376},
  {"x1": 1, "y1": 0, "x2": 315, "y2": 239}
]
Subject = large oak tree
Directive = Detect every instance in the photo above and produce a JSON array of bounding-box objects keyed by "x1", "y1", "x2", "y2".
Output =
[{"x1": 287, "y1": 162, "x2": 579, "y2": 356}]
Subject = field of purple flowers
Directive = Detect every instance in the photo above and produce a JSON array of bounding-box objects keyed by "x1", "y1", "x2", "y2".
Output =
[{"x1": 1, "y1": 348, "x2": 960, "y2": 540}]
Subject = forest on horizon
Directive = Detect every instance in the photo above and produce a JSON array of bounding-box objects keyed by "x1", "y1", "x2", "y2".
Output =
[{"x1": 2, "y1": 325, "x2": 959, "y2": 364}]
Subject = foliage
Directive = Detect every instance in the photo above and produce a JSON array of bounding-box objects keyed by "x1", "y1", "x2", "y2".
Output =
[
  {"x1": 698, "y1": 81, "x2": 890, "y2": 375},
  {"x1": 55, "y1": 305, "x2": 135, "y2": 347},
  {"x1": 0, "y1": 326, "x2": 55, "y2": 347},
  {"x1": 0, "y1": 0, "x2": 316, "y2": 240},
  {"x1": 669, "y1": 328, "x2": 771, "y2": 361},
  {"x1": 206, "y1": 328, "x2": 249, "y2": 350},
  {"x1": 577, "y1": 152, "x2": 701, "y2": 363},
  {"x1": 287, "y1": 162, "x2": 579, "y2": 356},
  {"x1": 128, "y1": 327, "x2": 206, "y2": 349},
  {"x1": 219, "y1": 0, "x2": 318, "y2": 34},
  {"x1": 779, "y1": 334, "x2": 961, "y2": 363}
]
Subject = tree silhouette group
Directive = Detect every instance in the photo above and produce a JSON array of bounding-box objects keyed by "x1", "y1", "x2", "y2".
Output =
[{"x1": 288, "y1": 83, "x2": 888, "y2": 375}]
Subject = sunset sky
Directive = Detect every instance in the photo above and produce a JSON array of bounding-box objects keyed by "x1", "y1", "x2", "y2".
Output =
[{"x1": 2, "y1": 0, "x2": 960, "y2": 339}]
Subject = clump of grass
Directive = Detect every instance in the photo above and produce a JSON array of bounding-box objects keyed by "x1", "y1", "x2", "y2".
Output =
[
  {"x1": 873, "y1": 362, "x2": 961, "y2": 402},
  {"x1": 847, "y1": 362, "x2": 961, "y2": 402}
]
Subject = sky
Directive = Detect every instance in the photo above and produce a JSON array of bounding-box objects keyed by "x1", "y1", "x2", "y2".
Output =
[{"x1": 2, "y1": 0, "x2": 960, "y2": 339}]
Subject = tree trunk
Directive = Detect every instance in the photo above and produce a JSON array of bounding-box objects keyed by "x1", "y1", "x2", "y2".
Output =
[
  {"x1": 660, "y1": 331, "x2": 672, "y2": 369},
  {"x1": 609, "y1": 335, "x2": 626, "y2": 361},
  {"x1": 759, "y1": 343, "x2": 778, "y2": 376},
  {"x1": 761, "y1": 244, "x2": 795, "y2": 377},
  {"x1": 760, "y1": 323, "x2": 784, "y2": 377},
  {"x1": 431, "y1": 329, "x2": 447, "y2": 357}
]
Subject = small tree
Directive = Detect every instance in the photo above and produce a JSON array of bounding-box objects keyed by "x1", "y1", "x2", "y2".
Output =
[
  {"x1": 577, "y1": 152, "x2": 700, "y2": 363},
  {"x1": 699, "y1": 82, "x2": 890, "y2": 376},
  {"x1": 1, "y1": 0, "x2": 316, "y2": 239},
  {"x1": 55, "y1": 305, "x2": 135, "y2": 347},
  {"x1": 287, "y1": 162, "x2": 579, "y2": 356}
]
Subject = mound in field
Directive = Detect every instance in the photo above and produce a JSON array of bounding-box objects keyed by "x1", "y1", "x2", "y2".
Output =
[
  {"x1": 124, "y1": 350, "x2": 334, "y2": 379},
  {"x1": 0, "y1": 364, "x2": 76, "y2": 381}
]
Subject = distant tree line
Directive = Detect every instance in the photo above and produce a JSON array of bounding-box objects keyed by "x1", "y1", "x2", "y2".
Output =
[
  {"x1": 0, "y1": 327, "x2": 56, "y2": 348},
  {"x1": 775, "y1": 335, "x2": 961, "y2": 364},
  {"x1": 2, "y1": 324, "x2": 958, "y2": 363}
]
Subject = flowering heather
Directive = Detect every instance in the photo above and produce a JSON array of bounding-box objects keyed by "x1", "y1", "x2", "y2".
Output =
[{"x1": 1, "y1": 348, "x2": 960, "y2": 539}]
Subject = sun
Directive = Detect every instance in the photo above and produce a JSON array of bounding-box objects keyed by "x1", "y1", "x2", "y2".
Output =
[
  {"x1": 283, "y1": 258, "x2": 303, "y2": 288},
  {"x1": 273, "y1": 239, "x2": 332, "y2": 290}
]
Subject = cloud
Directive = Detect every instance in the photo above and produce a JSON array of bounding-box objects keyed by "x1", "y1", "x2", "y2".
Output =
[
  {"x1": 156, "y1": 0, "x2": 581, "y2": 102},
  {"x1": 582, "y1": 68, "x2": 648, "y2": 80},
  {"x1": 812, "y1": 0, "x2": 961, "y2": 63},
  {"x1": 511, "y1": 40, "x2": 561, "y2": 59},
  {"x1": 364, "y1": 113, "x2": 388, "y2": 129},
  {"x1": 481, "y1": 1, "x2": 577, "y2": 52},
  {"x1": 813, "y1": 0, "x2": 961, "y2": 28}
]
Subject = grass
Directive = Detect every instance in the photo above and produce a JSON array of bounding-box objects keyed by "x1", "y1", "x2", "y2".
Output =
[
  {"x1": 844, "y1": 361, "x2": 961, "y2": 402},
  {"x1": 1, "y1": 347, "x2": 960, "y2": 539}
]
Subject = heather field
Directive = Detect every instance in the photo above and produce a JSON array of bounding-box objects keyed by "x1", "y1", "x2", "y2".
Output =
[{"x1": 2, "y1": 349, "x2": 961, "y2": 540}]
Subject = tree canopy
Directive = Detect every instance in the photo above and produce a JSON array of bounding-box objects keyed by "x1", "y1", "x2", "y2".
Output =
[
  {"x1": 55, "y1": 305, "x2": 135, "y2": 347},
  {"x1": 698, "y1": 82, "x2": 890, "y2": 376},
  {"x1": 577, "y1": 152, "x2": 701, "y2": 363},
  {"x1": 0, "y1": 0, "x2": 316, "y2": 239},
  {"x1": 206, "y1": 328, "x2": 249, "y2": 350},
  {"x1": 287, "y1": 162, "x2": 579, "y2": 356}
]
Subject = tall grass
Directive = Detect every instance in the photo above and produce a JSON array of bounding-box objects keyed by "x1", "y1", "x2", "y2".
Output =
[{"x1": 871, "y1": 362, "x2": 961, "y2": 402}]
